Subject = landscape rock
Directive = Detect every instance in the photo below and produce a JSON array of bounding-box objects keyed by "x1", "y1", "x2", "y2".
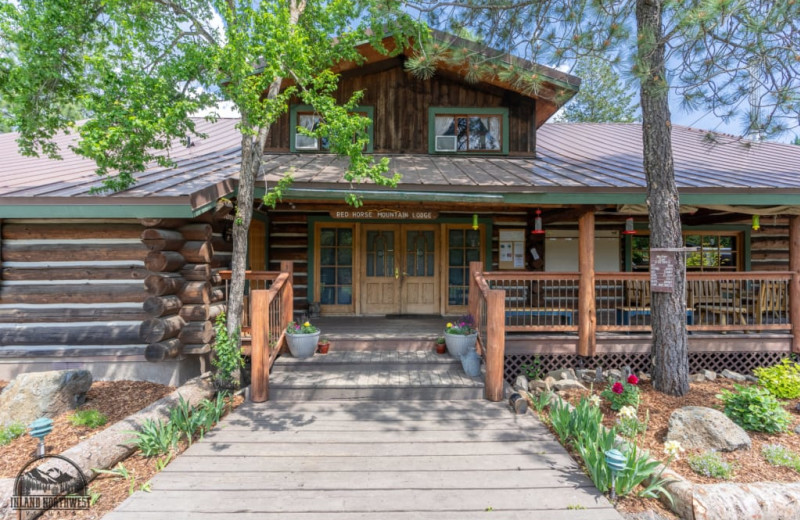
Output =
[
  {"x1": 622, "y1": 512, "x2": 674, "y2": 520},
  {"x1": 703, "y1": 370, "x2": 717, "y2": 381},
  {"x1": 639, "y1": 372, "x2": 651, "y2": 382},
  {"x1": 528, "y1": 380, "x2": 549, "y2": 393},
  {"x1": 690, "y1": 373, "x2": 706, "y2": 383},
  {"x1": 721, "y1": 369, "x2": 747, "y2": 382},
  {"x1": 553, "y1": 379, "x2": 587, "y2": 392},
  {"x1": 547, "y1": 368, "x2": 576, "y2": 381},
  {"x1": 604, "y1": 368, "x2": 622, "y2": 382},
  {"x1": 666, "y1": 406, "x2": 751, "y2": 452},
  {"x1": 543, "y1": 376, "x2": 557, "y2": 391},
  {"x1": 745, "y1": 375, "x2": 758, "y2": 383},
  {"x1": 794, "y1": 423, "x2": 800, "y2": 435},
  {"x1": 514, "y1": 374, "x2": 529, "y2": 392},
  {"x1": 0, "y1": 370, "x2": 92, "y2": 427}
]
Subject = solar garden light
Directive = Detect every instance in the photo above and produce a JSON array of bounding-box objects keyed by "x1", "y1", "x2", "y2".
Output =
[
  {"x1": 29, "y1": 417, "x2": 54, "y2": 458},
  {"x1": 604, "y1": 448, "x2": 627, "y2": 501}
]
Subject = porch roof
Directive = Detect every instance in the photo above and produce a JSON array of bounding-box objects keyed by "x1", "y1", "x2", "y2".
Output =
[{"x1": 1, "y1": 119, "x2": 799, "y2": 217}]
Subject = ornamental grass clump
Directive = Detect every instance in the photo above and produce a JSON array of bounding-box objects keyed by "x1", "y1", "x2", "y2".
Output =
[
  {"x1": 445, "y1": 315, "x2": 476, "y2": 335},
  {"x1": 717, "y1": 384, "x2": 792, "y2": 433},
  {"x1": 601, "y1": 374, "x2": 641, "y2": 411},
  {"x1": 287, "y1": 320, "x2": 319, "y2": 334},
  {"x1": 688, "y1": 451, "x2": 735, "y2": 479}
]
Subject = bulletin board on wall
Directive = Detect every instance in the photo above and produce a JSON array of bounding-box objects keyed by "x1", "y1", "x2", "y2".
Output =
[{"x1": 498, "y1": 229, "x2": 526, "y2": 270}]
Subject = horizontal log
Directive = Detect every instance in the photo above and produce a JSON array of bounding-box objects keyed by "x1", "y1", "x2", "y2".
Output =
[
  {"x1": 182, "y1": 343, "x2": 211, "y2": 355},
  {"x1": 181, "y1": 263, "x2": 211, "y2": 281},
  {"x1": 145, "y1": 251, "x2": 186, "y2": 272},
  {"x1": 267, "y1": 237, "x2": 308, "y2": 247},
  {"x1": 139, "y1": 315, "x2": 186, "y2": 343},
  {"x1": 144, "y1": 273, "x2": 186, "y2": 296},
  {"x1": 178, "y1": 223, "x2": 212, "y2": 241},
  {"x1": 141, "y1": 228, "x2": 186, "y2": 252},
  {"x1": 750, "y1": 238, "x2": 789, "y2": 250},
  {"x1": 210, "y1": 286, "x2": 226, "y2": 303},
  {"x1": 211, "y1": 235, "x2": 233, "y2": 253},
  {"x1": 143, "y1": 295, "x2": 183, "y2": 318},
  {"x1": 0, "y1": 284, "x2": 147, "y2": 304},
  {"x1": 178, "y1": 281, "x2": 212, "y2": 304},
  {"x1": 1, "y1": 266, "x2": 148, "y2": 281},
  {"x1": 267, "y1": 250, "x2": 308, "y2": 261},
  {"x1": 0, "y1": 304, "x2": 147, "y2": 323},
  {"x1": 179, "y1": 320, "x2": 214, "y2": 344},
  {"x1": 0, "y1": 322, "x2": 141, "y2": 346},
  {"x1": 210, "y1": 252, "x2": 231, "y2": 268},
  {"x1": 144, "y1": 338, "x2": 183, "y2": 362},
  {"x1": 180, "y1": 303, "x2": 226, "y2": 322},
  {"x1": 138, "y1": 218, "x2": 188, "y2": 229},
  {"x1": 180, "y1": 241, "x2": 212, "y2": 264},
  {"x1": 269, "y1": 224, "x2": 308, "y2": 235},
  {"x1": 1, "y1": 223, "x2": 143, "y2": 240},
  {"x1": 1, "y1": 242, "x2": 149, "y2": 262}
]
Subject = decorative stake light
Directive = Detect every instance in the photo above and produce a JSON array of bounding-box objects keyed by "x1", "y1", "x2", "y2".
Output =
[
  {"x1": 472, "y1": 214, "x2": 479, "y2": 230},
  {"x1": 29, "y1": 417, "x2": 53, "y2": 458},
  {"x1": 530, "y1": 208, "x2": 546, "y2": 235},
  {"x1": 622, "y1": 217, "x2": 637, "y2": 235},
  {"x1": 752, "y1": 215, "x2": 760, "y2": 231},
  {"x1": 605, "y1": 448, "x2": 627, "y2": 501}
]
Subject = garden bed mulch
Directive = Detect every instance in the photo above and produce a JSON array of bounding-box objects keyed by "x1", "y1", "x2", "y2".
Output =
[{"x1": 554, "y1": 379, "x2": 800, "y2": 517}]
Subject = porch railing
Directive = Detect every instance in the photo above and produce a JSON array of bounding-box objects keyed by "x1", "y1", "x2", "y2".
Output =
[
  {"x1": 220, "y1": 270, "x2": 280, "y2": 336},
  {"x1": 468, "y1": 262, "x2": 505, "y2": 401}
]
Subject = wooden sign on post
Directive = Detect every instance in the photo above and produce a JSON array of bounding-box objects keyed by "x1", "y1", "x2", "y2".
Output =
[{"x1": 650, "y1": 248, "x2": 679, "y2": 293}]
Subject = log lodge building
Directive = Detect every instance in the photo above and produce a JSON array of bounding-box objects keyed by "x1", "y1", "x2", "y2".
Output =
[{"x1": 1, "y1": 33, "x2": 800, "y2": 387}]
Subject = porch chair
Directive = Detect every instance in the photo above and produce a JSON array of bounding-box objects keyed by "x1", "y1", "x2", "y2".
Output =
[
  {"x1": 616, "y1": 281, "x2": 695, "y2": 326},
  {"x1": 503, "y1": 283, "x2": 574, "y2": 326},
  {"x1": 690, "y1": 279, "x2": 747, "y2": 327},
  {"x1": 755, "y1": 281, "x2": 789, "y2": 325}
]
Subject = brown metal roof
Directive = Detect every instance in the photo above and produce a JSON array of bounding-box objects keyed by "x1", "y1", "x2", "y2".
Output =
[{"x1": 1, "y1": 119, "x2": 799, "y2": 212}]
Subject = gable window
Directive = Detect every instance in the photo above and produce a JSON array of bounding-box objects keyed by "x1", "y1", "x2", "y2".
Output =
[
  {"x1": 631, "y1": 231, "x2": 743, "y2": 272},
  {"x1": 428, "y1": 107, "x2": 509, "y2": 154},
  {"x1": 290, "y1": 104, "x2": 374, "y2": 153}
]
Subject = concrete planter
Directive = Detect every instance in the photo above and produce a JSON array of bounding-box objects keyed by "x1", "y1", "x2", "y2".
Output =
[
  {"x1": 286, "y1": 332, "x2": 320, "y2": 359},
  {"x1": 444, "y1": 332, "x2": 477, "y2": 358}
]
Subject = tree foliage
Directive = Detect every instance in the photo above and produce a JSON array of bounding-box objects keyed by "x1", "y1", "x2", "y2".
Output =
[{"x1": 561, "y1": 57, "x2": 639, "y2": 123}]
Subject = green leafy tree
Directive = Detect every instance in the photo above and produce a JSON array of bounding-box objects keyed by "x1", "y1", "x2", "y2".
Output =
[
  {"x1": 1, "y1": 0, "x2": 414, "y2": 371},
  {"x1": 561, "y1": 57, "x2": 638, "y2": 123},
  {"x1": 404, "y1": 0, "x2": 799, "y2": 396}
]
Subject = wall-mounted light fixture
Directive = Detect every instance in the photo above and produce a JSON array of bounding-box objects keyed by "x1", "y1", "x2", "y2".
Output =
[
  {"x1": 530, "y1": 209, "x2": 546, "y2": 235},
  {"x1": 472, "y1": 214, "x2": 479, "y2": 230},
  {"x1": 752, "y1": 215, "x2": 760, "y2": 231}
]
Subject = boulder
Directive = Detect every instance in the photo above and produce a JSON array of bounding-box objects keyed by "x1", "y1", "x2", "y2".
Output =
[
  {"x1": 553, "y1": 379, "x2": 587, "y2": 392},
  {"x1": 639, "y1": 372, "x2": 651, "y2": 382},
  {"x1": 605, "y1": 368, "x2": 623, "y2": 382},
  {"x1": 514, "y1": 374, "x2": 530, "y2": 392},
  {"x1": 528, "y1": 380, "x2": 549, "y2": 393},
  {"x1": 721, "y1": 369, "x2": 747, "y2": 382},
  {"x1": 575, "y1": 369, "x2": 594, "y2": 382},
  {"x1": 666, "y1": 406, "x2": 751, "y2": 452},
  {"x1": 543, "y1": 376, "x2": 557, "y2": 391},
  {"x1": 547, "y1": 368, "x2": 576, "y2": 381},
  {"x1": 0, "y1": 370, "x2": 92, "y2": 427},
  {"x1": 690, "y1": 373, "x2": 706, "y2": 383},
  {"x1": 703, "y1": 370, "x2": 717, "y2": 381}
]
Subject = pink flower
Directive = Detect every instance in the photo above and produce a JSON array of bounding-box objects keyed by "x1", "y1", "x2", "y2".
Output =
[
  {"x1": 627, "y1": 374, "x2": 639, "y2": 385},
  {"x1": 612, "y1": 382, "x2": 624, "y2": 394}
]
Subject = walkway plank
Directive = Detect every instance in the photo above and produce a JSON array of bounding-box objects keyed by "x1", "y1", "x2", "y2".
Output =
[{"x1": 107, "y1": 400, "x2": 621, "y2": 519}]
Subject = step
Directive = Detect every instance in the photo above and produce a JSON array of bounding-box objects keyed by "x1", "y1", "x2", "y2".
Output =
[{"x1": 273, "y1": 350, "x2": 458, "y2": 367}]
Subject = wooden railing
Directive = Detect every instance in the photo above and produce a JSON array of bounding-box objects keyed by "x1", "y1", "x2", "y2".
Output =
[
  {"x1": 220, "y1": 270, "x2": 280, "y2": 336},
  {"x1": 480, "y1": 269, "x2": 794, "y2": 335},
  {"x1": 468, "y1": 262, "x2": 505, "y2": 401}
]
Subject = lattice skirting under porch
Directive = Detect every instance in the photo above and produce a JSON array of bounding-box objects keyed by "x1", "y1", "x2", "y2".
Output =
[{"x1": 504, "y1": 351, "x2": 792, "y2": 384}]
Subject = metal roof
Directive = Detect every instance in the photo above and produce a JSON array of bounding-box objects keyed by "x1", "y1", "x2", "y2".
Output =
[{"x1": 1, "y1": 119, "x2": 799, "y2": 215}]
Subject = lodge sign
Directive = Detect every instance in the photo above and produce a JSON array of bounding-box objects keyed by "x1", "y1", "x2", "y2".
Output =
[{"x1": 330, "y1": 208, "x2": 438, "y2": 220}]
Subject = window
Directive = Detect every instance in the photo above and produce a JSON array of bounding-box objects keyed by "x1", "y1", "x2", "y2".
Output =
[
  {"x1": 447, "y1": 227, "x2": 482, "y2": 306},
  {"x1": 429, "y1": 107, "x2": 509, "y2": 154},
  {"x1": 631, "y1": 231, "x2": 742, "y2": 272},
  {"x1": 290, "y1": 104, "x2": 373, "y2": 153},
  {"x1": 318, "y1": 226, "x2": 354, "y2": 306}
]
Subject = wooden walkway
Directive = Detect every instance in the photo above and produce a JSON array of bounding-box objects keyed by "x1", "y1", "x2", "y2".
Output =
[{"x1": 106, "y1": 400, "x2": 621, "y2": 519}]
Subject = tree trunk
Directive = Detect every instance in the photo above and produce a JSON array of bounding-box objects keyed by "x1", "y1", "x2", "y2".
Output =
[{"x1": 636, "y1": 0, "x2": 689, "y2": 396}]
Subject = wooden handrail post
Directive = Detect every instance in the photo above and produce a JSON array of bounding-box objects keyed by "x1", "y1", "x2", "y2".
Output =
[
  {"x1": 250, "y1": 289, "x2": 270, "y2": 403},
  {"x1": 468, "y1": 261, "x2": 483, "y2": 322},
  {"x1": 578, "y1": 210, "x2": 596, "y2": 357},
  {"x1": 789, "y1": 216, "x2": 800, "y2": 353},
  {"x1": 280, "y1": 261, "x2": 294, "y2": 328},
  {"x1": 485, "y1": 289, "x2": 505, "y2": 402}
]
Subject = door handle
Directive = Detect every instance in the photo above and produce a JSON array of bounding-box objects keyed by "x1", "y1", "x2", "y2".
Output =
[{"x1": 394, "y1": 267, "x2": 400, "y2": 279}]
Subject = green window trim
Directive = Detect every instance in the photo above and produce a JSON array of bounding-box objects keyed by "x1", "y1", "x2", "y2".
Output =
[
  {"x1": 624, "y1": 226, "x2": 751, "y2": 272},
  {"x1": 428, "y1": 106, "x2": 510, "y2": 155},
  {"x1": 289, "y1": 104, "x2": 374, "y2": 153}
]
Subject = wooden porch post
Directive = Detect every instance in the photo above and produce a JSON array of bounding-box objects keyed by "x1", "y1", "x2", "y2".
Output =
[
  {"x1": 578, "y1": 210, "x2": 596, "y2": 357},
  {"x1": 790, "y1": 216, "x2": 800, "y2": 353},
  {"x1": 250, "y1": 289, "x2": 269, "y2": 403},
  {"x1": 485, "y1": 289, "x2": 505, "y2": 402},
  {"x1": 280, "y1": 261, "x2": 294, "y2": 327},
  {"x1": 468, "y1": 261, "x2": 482, "y2": 323}
]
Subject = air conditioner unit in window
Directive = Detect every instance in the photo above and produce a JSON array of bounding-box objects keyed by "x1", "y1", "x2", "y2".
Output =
[
  {"x1": 435, "y1": 135, "x2": 457, "y2": 152},
  {"x1": 295, "y1": 135, "x2": 319, "y2": 150}
]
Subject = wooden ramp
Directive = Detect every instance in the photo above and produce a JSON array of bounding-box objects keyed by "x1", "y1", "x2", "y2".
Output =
[{"x1": 106, "y1": 400, "x2": 622, "y2": 519}]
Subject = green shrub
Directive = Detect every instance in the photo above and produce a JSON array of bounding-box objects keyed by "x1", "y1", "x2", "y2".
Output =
[
  {"x1": 0, "y1": 423, "x2": 25, "y2": 445},
  {"x1": 717, "y1": 384, "x2": 792, "y2": 433},
  {"x1": 211, "y1": 313, "x2": 243, "y2": 387},
  {"x1": 69, "y1": 409, "x2": 108, "y2": 429},
  {"x1": 754, "y1": 358, "x2": 800, "y2": 399},
  {"x1": 688, "y1": 451, "x2": 735, "y2": 479},
  {"x1": 762, "y1": 444, "x2": 800, "y2": 474}
]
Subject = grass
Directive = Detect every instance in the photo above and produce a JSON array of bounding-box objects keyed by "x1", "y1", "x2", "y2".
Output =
[
  {"x1": 0, "y1": 423, "x2": 26, "y2": 445},
  {"x1": 69, "y1": 409, "x2": 109, "y2": 429}
]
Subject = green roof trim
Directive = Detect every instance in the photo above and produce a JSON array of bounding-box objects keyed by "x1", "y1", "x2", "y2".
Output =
[{"x1": 0, "y1": 203, "x2": 196, "y2": 219}]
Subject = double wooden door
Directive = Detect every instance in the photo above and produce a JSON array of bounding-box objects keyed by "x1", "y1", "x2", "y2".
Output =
[{"x1": 360, "y1": 224, "x2": 439, "y2": 315}]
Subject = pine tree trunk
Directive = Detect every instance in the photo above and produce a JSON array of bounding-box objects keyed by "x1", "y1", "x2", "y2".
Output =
[{"x1": 636, "y1": 0, "x2": 689, "y2": 396}]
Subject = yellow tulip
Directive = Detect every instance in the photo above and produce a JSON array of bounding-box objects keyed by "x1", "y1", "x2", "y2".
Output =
[
  {"x1": 446, "y1": 322, "x2": 453, "y2": 328},
  {"x1": 304, "y1": 321, "x2": 311, "y2": 327}
]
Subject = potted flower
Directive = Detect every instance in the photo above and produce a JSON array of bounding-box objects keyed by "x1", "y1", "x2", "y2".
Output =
[
  {"x1": 444, "y1": 315, "x2": 477, "y2": 358},
  {"x1": 317, "y1": 336, "x2": 331, "y2": 354},
  {"x1": 286, "y1": 320, "x2": 320, "y2": 359},
  {"x1": 435, "y1": 336, "x2": 446, "y2": 355}
]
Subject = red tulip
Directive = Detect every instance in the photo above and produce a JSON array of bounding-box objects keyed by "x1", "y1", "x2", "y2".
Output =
[
  {"x1": 612, "y1": 382, "x2": 624, "y2": 394},
  {"x1": 627, "y1": 374, "x2": 639, "y2": 385}
]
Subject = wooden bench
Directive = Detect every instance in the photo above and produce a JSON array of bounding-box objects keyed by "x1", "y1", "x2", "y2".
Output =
[{"x1": 506, "y1": 307, "x2": 574, "y2": 325}]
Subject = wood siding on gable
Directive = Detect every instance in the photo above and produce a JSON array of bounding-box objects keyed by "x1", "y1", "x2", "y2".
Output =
[{"x1": 266, "y1": 65, "x2": 536, "y2": 155}]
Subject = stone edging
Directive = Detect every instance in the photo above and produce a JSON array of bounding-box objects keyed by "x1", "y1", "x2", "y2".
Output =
[
  {"x1": 534, "y1": 390, "x2": 800, "y2": 520},
  {"x1": 0, "y1": 373, "x2": 216, "y2": 520}
]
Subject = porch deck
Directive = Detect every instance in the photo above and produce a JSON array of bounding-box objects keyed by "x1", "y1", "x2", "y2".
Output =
[{"x1": 106, "y1": 400, "x2": 621, "y2": 519}]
